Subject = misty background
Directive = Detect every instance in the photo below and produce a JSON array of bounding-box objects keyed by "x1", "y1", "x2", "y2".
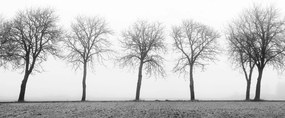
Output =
[{"x1": 0, "y1": 0, "x2": 285, "y2": 101}]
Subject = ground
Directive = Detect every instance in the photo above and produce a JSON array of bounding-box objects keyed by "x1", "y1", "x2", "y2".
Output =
[{"x1": 0, "y1": 101, "x2": 285, "y2": 118}]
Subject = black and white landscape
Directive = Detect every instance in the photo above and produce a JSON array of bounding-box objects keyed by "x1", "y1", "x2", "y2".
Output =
[{"x1": 0, "y1": 0, "x2": 285, "y2": 117}]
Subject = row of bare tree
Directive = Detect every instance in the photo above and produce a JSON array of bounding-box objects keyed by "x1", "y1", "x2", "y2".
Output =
[{"x1": 0, "y1": 5, "x2": 284, "y2": 102}]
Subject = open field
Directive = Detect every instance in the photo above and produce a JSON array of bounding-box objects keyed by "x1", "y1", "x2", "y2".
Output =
[{"x1": 0, "y1": 101, "x2": 285, "y2": 118}]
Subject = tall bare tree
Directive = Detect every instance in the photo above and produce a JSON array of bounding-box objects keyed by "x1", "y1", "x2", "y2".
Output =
[
  {"x1": 3, "y1": 8, "x2": 62, "y2": 102},
  {"x1": 119, "y1": 20, "x2": 166, "y2": 101},
  {"x1": 171, "y1": 20, "x2": 220, "y2": 100},
  {"x1": 63, "y1": 16, "x2": 112, "y2": 101},
  {"x1": 227, "y1": 6, "x2": 285, "y2": 101},
  {"x1": 227, "y1": 32, "x2": 255, "y2": 100}
]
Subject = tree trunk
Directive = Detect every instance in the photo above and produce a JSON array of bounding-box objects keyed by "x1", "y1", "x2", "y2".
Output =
[
  {"x1": 81, "y1": 62, "x2": 87, "y2": 101},
  {"x1": 18, "y1": 56, "x2": 32, "y2": 102},
  {"x1": 189, "y1": 65, "x2": 195, "y2": 100},
  {"x1": 245, "y1": 66, "x2": 253, "y2": 101},
  {"x1": 254, "y1": 67, "x2": 263, "y2": 101},
  {"x1": 245, "y1": 80, "x2": 251, "y2": 100},
  {"x1": 135, "y1": 61, "x2": 143, "y2": 101},
  {"x1": 18, "y1": 72, "x2": 30, "y2": 102}
]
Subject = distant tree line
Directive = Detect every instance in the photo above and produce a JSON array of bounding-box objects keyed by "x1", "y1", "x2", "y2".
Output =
[{"x1": 0, "y1": 5, "x2": 284, "y2": 102}]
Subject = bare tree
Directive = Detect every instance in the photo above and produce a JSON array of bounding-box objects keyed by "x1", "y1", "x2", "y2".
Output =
[
  {"x1": 119, "y1": 20, "x2": 166, "y2": 101},
  {"x1": 227, "y1": 32, "x2": 255, "y2": 100},
  {"x1": 227, "y1": 5, "x2": 285, "y2": 101},
  {"x1": 63, "y1": 16, "x2": 112, "y2": 101},
  {"x1": 171, "y1": 20, "x2": 220, "y2": 100},
  {"x1": 3, "y1": 8, "x2": 62, "y2": 102}
]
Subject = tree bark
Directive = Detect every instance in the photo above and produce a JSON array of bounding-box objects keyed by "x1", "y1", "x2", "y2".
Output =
[
  {"x1": 18, "y1": 72, "x2": 30, "y2": 102},
  {"x1": 245, "y1": 66, "x2": 253, "y2": 101},
  {"x1": 245, "y1": 79, "x2": 251, "y2": 100},
  {"x1": 189, "y1": 65, "x2": 195, "y2": 100},
  {"x1": 254, "y1": 67, "x2": 263, "y2": 101},
  {"x1": 81, "y1": 62, "x2": 87, "y2": 101},
  {"x1": 18, "y1": 55, "x2": 32, "y2": 102},
  {"x1": 135, "y1": 61, "x2": 143, "y2": 101}
]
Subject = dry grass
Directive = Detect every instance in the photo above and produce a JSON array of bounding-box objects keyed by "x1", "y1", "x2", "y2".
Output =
[{"x1": 0, "y1": 101, "x2": 285, "y2": 118}]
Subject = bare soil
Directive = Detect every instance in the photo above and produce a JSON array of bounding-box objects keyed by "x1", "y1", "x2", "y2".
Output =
[{"x1": 0, "y1": 101, "x2": 285, "y2": 118}]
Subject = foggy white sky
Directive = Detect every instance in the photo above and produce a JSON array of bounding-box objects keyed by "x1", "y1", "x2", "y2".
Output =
[{"x1": 0, "y1": 0, "x2": 285, "y2": 101}]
